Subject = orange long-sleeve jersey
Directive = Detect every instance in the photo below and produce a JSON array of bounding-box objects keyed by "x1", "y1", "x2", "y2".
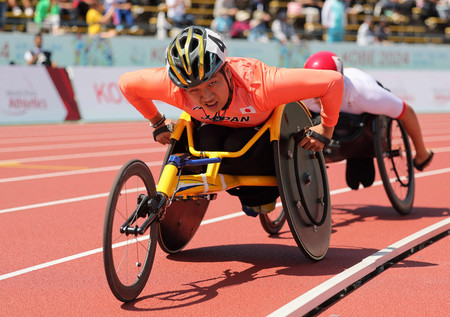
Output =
[{"x1": 119, "y1": 57, "x2": 343, "y2": 127}]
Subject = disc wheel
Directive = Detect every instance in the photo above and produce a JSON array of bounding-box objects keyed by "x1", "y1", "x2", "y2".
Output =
[
  {"x1": 259, "y1": 201, "x2": 286, "y2": 235},
  {"x1": 103, "y1": 159, "x2": 158, "y2": 302},
  {"x1": 374, "y1": 116, "x2": 415, "y2": 214},
  {"x1": 275, "y1": 102, "x2": 332, "y2": 261},
  {"x1": 158, "y1": 138, "x2": 210, "y2": 254}
]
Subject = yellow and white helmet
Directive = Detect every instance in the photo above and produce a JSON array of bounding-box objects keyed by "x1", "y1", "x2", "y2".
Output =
[{"x1": 166, "y1": 26, "x2": 227, "y2": 89}]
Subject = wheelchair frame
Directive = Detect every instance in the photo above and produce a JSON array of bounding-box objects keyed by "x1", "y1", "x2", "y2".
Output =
[{"x1": 102, "y1": 102, "x2": 331, "y2": 302}]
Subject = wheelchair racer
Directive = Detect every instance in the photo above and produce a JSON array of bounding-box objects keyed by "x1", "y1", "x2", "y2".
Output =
[
  {"x1": 303, "y1": 51, "x2": 434, "y2": 190},
  {"x1": 119, "y1": 26, "x2": 343, "y2": 217}
]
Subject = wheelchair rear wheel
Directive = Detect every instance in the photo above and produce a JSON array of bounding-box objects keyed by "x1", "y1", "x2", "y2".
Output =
[
  {"x1": 274, "y1": 102, "x2": 332, "y2": 261},
  {"x1": 373, "y1": 116, "x2": 415, "y2": 214},
  {"x1": 259, "y1": 202, "x2": 286, "y2": 235},
  {"x1": 103, "y1": 159, "x2": 158, "y2": 302}
]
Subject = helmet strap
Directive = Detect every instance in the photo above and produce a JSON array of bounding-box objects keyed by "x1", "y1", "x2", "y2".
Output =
[
  {"x1": 220, "y1": 64, "x2": 233, "y2": 111},
  {"x1": 210, "y1": 65, "x2": 233, "y2": 122}
]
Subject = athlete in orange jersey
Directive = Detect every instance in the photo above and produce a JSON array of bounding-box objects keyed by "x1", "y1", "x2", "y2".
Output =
[{"x1": 119, "y1": 26, "x2": 343, "y2": 216}]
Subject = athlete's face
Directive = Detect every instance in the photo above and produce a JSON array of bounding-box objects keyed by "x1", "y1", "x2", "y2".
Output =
[{"x1": 184, "y1": 66, "x2": 231, "y2": 116}]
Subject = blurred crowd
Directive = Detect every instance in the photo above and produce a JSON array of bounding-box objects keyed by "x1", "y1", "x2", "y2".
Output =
[{"x1": 0, "y1": 0, "x2": 448, "y2": 43}]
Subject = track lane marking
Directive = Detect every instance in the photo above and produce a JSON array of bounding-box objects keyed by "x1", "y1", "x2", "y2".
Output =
[
  {"x1": 0, "y1": 161, "x2": 163, "y2": 184},
  {"x1": 0, "y1": 139, "x2": 158, "y2": 153},
  {"x1": 1, "y1": 146, "x2": 449, "y2": 184},
  {"x1": 0, "y1": 147, "x2": 166, "y2": 165},
  {"x1": 1, "y1": 167, "x2": 449, "y2": 282},
  {"x1": 0, "y1": 162, "x2": 89, "y2": 170},
  {"x1": 267, "y1": 217, "x2": 450, "y2": 317},
  {"x1": 1, "y1": 167, "x2": 450, "y2": 215}
]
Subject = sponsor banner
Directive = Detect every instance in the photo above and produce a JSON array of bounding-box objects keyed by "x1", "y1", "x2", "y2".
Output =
[
  {"x1": 0, "y1": 66, "x2": 68, "y2": 124},
  {"x1": 69, "y1": 66, "x2": 182, "y2": 122},
  {"x1": 366, "y1": 70, "x2": 450, "y2": 113},
  {"x1": 2, "y1": 33, "x2": 450, "y2": 70}
]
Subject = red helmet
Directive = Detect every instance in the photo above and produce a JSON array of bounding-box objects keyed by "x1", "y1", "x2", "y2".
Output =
[{"x1": 304, "y1": 51, "x2": 344, "y2": 74}]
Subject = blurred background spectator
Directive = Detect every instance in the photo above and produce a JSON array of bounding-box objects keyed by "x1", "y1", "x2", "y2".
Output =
[
  {"x1": 24, "y1": 32, "x2": 57, "y2": 67},
  {"x1": 321, "y1": 0, "x2": 347, "y2": 42},
  {"x1": 248, "y1": 9, "x2": 270, "y2": 42},
  {"x1": 374, "y1": 0, "x2": 415, "y2": 17},
  {"x1": 271, "y1": 9, "x2": 301, "y2": 45},
  {"x1": 287, "y1": 0, "x2": 324, "y2": 24},
  {"x1": 105, "y1": 0, "x2": 138, "y2": 32},
  {"x1": 8, "y1": 0, "x2": 33, "y2": 16},
  {"x1": 58, "y1": 0, "x2": 79, "y2": 27},
  {"x1": 34, "y1": 0, "x2": 63, "y2": 34},
  {"x1": 247, "y1": 0, "x2": 269, "y2": 15},
  {"x1": 213, "y1": 0, "x2": 238, "y2": 17},
  {"x1": 436, "y1": 0, "x2": 449, "y2": 18},
  {"x1": 357, "y1": 15, "x2": 376, "y2": 45},
  {"x1": 302, "y1": 0, "x2": 324, "y2": 23},
  {"x1": 86, "y1": 0, "x2": 117, "y2": 37},
  {"x1": 375, "y1": 15, "x2": 391, "y2": 44},
  {"x1": 165, "y1": 0, "x2": 195, "y2": 29},
  {"x1": 156, "y1": 3, "x2": 172, "y2": 39},
  {"x1": 72, "y1": 0, "x2": 90, "y2": 22},
  {"x1": 417, "y1": 0, "x2": 440, "y2": 21},
  {"x1": 210, "y1": 7, "x2": 234, "y2": 38},
  {"x1": 230, "y1": 9, "x2": 251, "y2": 38}
]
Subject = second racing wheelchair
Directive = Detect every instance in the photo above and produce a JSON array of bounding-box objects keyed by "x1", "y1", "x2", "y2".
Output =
[
  {"x1": 318, "y1": 111, "x2": 415, "y2": 215},
  {"x1": 102, "y1": 101, "x2": 332, "y2": 302}
]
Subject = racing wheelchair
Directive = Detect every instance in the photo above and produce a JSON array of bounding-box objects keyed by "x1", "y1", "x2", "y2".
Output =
[
  {"x1": 102, "y1": 102, "x2": 331, "y2": 302},
  {"x1": 264, "y1": 110, "x2": 415, "y2": 223},
  {"x1": 319, "y1": 111, "x2": 415, "y2": 215}
]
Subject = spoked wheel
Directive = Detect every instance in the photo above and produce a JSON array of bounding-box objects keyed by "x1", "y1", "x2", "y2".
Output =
[
  {"x1": 274, "y1": 102, "x2": 332, "y2": 261},
  {"x1": 103, "y1": 159, "x2": 158, "y2": 302},
  {"x1": 259, "y1": 201, "x2": 286, "y2": 235},
  {"x1": 373, "y1": 116, "x2": 415, "y2": 215}
]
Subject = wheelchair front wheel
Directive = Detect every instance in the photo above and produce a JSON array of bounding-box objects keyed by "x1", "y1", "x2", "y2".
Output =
[
  {"x1": 374, "y1": 116, "x2": 415, "y2": 215},
  {"x1": 103, "y1": 159, "x2": 158, "y2": 302}
]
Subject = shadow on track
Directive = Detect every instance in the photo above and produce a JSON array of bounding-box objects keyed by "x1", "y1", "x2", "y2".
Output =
[
  {"x1": 121, "y1": 244, "x2": 378, "y2": 312},
  {"x1": 331, "y1": 204, "x2": 449, "y2": 232}
]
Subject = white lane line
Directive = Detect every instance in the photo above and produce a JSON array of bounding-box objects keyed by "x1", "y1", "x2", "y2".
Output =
[
  {"x1": 0, "y1": 161, "x2": 163, "y2": 184},
  {"x1": 0, "y1": 147, "x2": 165, "y2": 165},
  {"x1": 267, "y1": 217, "x2": 450, "y2": 317},
  {"x1": 0, "y1": 212, "x2": 246, "y2": 281},
  {"x1": 0, "y1": 248, "x2": 103, "y2": 281},
  {"x1": 0, "y1": 139, "x2": 155, "y2": 153},
  {"x1": 0, "y1": 132, "x2": 146, "y2": 145},
  {"x1": 1, "y1": 167, "x2": 449, "y2": 215},
  {"x1": 0, "y1": 167, "x2": 449, "y2": 282}
]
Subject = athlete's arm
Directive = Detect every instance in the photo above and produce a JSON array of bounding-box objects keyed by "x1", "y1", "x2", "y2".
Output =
[
  {"x1": 264, "y1": 67, "x2": 343, "y2": 150},
  {"x1": 119, "y1": 68, "x2": 178, "y2": 144}
]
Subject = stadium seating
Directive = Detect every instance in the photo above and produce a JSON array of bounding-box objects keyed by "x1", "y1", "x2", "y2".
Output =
[{"x1": 2, "y1": 0, "x2": 448, "y2": 44}]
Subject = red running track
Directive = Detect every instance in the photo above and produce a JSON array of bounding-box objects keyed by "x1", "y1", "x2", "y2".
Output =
[{"x1": 1, "y1": 113, "x2": 449, "y2": 316}]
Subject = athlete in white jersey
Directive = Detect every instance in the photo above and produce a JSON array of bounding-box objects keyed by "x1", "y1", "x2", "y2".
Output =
[
  {"x1": 303, "y1": 67, "x2": 405, "y2": 118},
  {"x1": 303, "y1": 51, "x2": 434, "y2": 189}
]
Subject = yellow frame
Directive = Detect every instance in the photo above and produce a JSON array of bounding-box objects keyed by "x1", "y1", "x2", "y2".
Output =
[{"x1": 156, "y1": 102, "x2": 311, "y2": 199}]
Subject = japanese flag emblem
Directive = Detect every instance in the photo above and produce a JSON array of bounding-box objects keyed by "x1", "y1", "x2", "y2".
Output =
[{"x1": 240, "y1": 105, "x2": 256, "y2": 114}]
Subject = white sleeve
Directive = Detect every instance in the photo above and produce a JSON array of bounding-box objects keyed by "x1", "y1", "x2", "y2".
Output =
[
  {"x1": 346, "y1": 69, "x2": 404, "y2": 118},
  {"x1": 24, "y1": 50, "x2": 33, "y2": 63},
  {"x1": 321, "y1": 0, "x2": 331, "y2": 28}
]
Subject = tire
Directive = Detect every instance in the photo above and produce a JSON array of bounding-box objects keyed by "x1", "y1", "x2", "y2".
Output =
[
  {"x1": 374, "y1": 116, "x2": 415, "y2": 215},
  {"x1": 275, "y1": 102, "x2": 332, "y2": 261},
  {"x1": 259, "y1": 204, "x2": 286, "y2": 235},
  {"x1": 103, "y1": 159, "x2": 158, "y2": 302}
]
